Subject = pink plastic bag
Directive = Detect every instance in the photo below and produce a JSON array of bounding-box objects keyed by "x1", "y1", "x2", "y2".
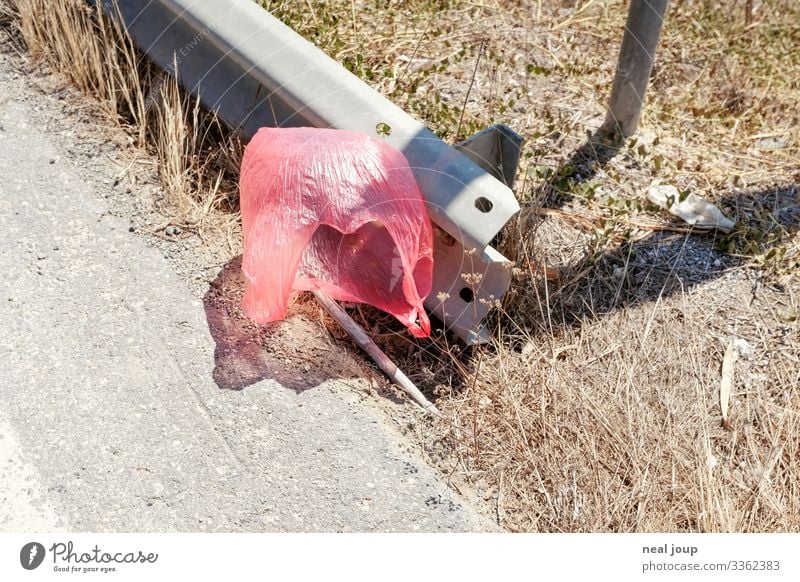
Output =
[{"x1": 239, "y1": 127, "x2": 434, "y2": 337}]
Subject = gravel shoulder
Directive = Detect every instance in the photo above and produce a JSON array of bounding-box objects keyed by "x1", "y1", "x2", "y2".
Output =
[{"x1": 0, "y1": 45, "x2": 494, "y2": 533}]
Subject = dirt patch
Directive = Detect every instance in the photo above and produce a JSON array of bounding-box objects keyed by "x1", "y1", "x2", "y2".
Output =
[{"x1": 203, "y1": 256, "x2": 362, "y2": 391}]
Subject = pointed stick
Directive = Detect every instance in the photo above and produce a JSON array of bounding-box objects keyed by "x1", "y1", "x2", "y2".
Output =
[{"x1": 313, "y1": 290, "x2": 440, "y2": 415}]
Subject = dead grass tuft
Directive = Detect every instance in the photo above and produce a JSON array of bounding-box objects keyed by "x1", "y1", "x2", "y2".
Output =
[
  {"x1": 433, "y1": 282, "x2": 799, "y2": 532},
  {"x1": 148, "y1": 70, "x2": 241, "y2": 221},
  {"x1": 11, "y1": 0, "x2": 148, "y2": 141},
  {"x1": 2, "y1": 0, "x2": 241, "y2": 226}
]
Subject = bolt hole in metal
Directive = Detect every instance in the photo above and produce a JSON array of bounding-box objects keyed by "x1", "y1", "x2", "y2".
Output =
[
  {"x1": 375, "y1": 122, "x2": 392, "y2": 136},
  {"x1": 459, "y1": 287, "x2": 475, "y2": 303},
  {"x1": 474, "y1": 196, "x2": 493, "y2": 212}
]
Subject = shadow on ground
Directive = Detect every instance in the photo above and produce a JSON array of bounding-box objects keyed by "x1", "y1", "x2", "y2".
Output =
[
  {"x1": 204, "y1": 256, "x2": 359, "y2": 392},
  {"x1": 507, "y1": 128, "x2": 798, "y2": 331},
  {"x1": 539, "y1": 128, "x2": 624, "y2": 207}
]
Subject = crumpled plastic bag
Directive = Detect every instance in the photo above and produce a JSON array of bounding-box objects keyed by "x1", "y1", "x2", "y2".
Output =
[
  {"x1": 239, "y1": 127, "x2": 434, "y2": 337},
  {"x1": 646, "y1": 182, "x2": 735, "y2": 232}
]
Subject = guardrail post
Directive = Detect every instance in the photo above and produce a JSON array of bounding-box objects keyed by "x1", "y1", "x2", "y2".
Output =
[{"x1": 601, "y1": 0, "x2": 669, "y2": 138}]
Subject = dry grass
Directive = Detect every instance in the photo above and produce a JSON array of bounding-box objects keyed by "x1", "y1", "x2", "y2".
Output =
[
  {"x1": 431, "y1": 264, "x2": 800, "y2": 532},
  {"x1": 3, "y1": 0, "x2": 798, "y2": 532},
  {"x1": 264, "y1": 0, "x2": 799, "y2": 274},
  {"x1": 2, "y1": 0, "x2": 240, "y2": 226},
  {"x1": 149, "y1": 71, "x2": 240, "y2": 218},
  {"x1": 12, "y1": 0, "x2": 147, "y2": 142}
]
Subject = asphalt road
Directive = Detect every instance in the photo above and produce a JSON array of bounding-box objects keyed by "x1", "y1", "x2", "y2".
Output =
[{"x1": 0, "y1": 49, "x2": 489, "y2": 533}]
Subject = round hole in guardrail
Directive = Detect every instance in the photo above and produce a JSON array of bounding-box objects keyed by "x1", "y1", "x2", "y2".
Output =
[
  {"x1": 459, "y1": 287, "x2": 475, "y2": 303},
  {"x1": 475, "y1": 196, "x2": 493, "y2": 212},
  {"x1": 376, "y1": 122, "x2": 392, "y2": 136}
]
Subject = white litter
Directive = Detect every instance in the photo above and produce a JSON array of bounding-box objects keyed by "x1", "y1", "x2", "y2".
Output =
[
  {"x1": 733, "y1": 337, "x2": 754, "y2": 357},
  {"x1": 646, "y1": 183, "x2": 735, "y2": 232}
]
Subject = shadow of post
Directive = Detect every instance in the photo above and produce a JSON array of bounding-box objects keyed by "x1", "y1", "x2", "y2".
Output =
[
  {"x1": 514, "y1": 183, "x2": 799, "y2": 333},
  {"x1": 541, "y1": 128, "x2": 625, "y2": 208}
]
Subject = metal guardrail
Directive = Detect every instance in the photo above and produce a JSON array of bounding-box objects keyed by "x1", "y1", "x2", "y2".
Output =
[{"x1": 107, "y1": 0, "x2": 521, "y2": 343}]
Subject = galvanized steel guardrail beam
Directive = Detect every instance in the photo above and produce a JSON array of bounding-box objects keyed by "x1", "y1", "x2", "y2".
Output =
[{"x1": 106, "y1": 0, "x2": 521, "y2": 343}]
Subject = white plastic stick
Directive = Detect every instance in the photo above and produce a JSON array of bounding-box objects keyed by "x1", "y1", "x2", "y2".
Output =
[{"x1": 313, "y1": 291, "x2": 440, "y2": 415}]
